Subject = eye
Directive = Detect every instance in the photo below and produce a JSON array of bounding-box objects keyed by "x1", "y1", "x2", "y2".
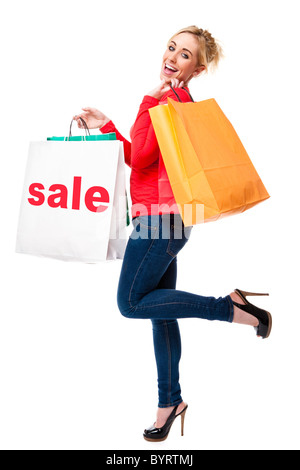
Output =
[
  {"x1": 169, "y1": 45, "x2": 175, "y2": 51},
  {"x1": 182, "y1": 53, "x2": 189, "y2": 59}
]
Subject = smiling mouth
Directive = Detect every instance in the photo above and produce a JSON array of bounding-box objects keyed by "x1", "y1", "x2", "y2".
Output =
[{"x1": 163, "y1": 63, "x2": 179, "y2": 75}]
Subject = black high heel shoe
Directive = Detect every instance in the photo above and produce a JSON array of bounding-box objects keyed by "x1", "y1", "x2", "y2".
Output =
[
  {"x1": 233, "y1": 289, "x2": 272, "y2": 339},
  {"x1": 143, "y1": 404, "x2": 188, "y2": 442}
]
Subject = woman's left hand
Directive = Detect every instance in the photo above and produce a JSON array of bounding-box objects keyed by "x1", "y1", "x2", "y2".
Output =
[{"x1": 147, "y1": 78, "x2": 185, "y2": 100}]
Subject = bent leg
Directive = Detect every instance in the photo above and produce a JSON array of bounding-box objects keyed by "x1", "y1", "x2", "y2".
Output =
[{"x1": 117, "y1": 215, "x2": 233, "y2": 323}]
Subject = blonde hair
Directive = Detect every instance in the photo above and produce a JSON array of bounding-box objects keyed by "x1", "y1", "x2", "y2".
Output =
[{"x1": 169, "y1": 25, "x2": 224, "y2": 72}]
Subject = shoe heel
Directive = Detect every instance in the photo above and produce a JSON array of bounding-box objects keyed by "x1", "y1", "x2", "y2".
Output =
[
  {"x1": 237, "y1": 289, "x2": 269, "y2": 298},
  {"x1": 181, "y1": 409, "x2": 187, "y2": 437}
]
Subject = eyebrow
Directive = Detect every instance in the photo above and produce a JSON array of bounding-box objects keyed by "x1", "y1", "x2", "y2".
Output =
[{"x1": 170, "y1": 40, "x2": 193, "y2": 56}]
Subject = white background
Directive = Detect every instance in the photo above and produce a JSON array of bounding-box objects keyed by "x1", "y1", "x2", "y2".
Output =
[{"x1": 1, "y1": 0, "x2": 299, "y2": 450}]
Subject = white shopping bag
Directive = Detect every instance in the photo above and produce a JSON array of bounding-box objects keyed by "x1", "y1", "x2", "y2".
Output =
[{"x1": 16, "y1": 140, "x2": 128, "y2": 262}]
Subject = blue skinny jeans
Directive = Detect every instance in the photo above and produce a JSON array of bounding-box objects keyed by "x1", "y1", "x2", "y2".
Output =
[{"x1": 117, "y1": 215, "x2": 234, "y2": 408}]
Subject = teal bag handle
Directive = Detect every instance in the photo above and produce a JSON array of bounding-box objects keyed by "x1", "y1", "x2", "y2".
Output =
[{"x1": 47, "y1": 116, "x2": 117, "y2": 141}]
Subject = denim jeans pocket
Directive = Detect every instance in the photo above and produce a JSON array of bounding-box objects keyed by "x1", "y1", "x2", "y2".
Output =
[
  {"x1": 166, "y1": 225, "x2": 192, "y2": 258},
  {"x1": 131, "y1": 216, "x2": 159, "y2": 240}
]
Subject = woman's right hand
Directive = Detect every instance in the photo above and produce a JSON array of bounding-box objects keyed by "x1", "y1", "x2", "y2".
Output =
[
  {"x1": 147, "y1": 78, "x2": 185, "y2": 101},
  {"x1": 73, "y1": 107, "x2": 110, "y2": 130}
]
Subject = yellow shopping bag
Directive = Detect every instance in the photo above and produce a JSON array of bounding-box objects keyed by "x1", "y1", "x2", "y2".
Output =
[{"x1": 149, "y1": 97, "x2": 270, "y2": 226}]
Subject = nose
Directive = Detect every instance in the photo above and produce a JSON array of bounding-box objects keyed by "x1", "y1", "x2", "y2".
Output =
[{"x1": 168, "y1": 51, "x2": 177, "y2": 64}]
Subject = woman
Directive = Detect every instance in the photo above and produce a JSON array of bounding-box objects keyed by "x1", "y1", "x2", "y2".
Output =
[{"x1": 74, "y1": 26, "x2": 272, "y2": 442}]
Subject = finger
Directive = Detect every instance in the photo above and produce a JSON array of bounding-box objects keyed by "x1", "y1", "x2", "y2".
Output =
[
  {"x1": 78, "y1": 118, "x2": 87, "y2": 127},
  {"x1": 76, "y1": 116, "x2": 85, "y2": 125},
  {"x1": 179, "y1": 81, "x2": 184, "y2": 88},
  {"x1": 75, "y1": 112, "x2": 88, "y2": 122},
  {"x1": 162, "y1": 87, "x2": 171, "y2": 95},
  {"x1": 161, "y1": 83, "x2": 171, "y2": 93}
]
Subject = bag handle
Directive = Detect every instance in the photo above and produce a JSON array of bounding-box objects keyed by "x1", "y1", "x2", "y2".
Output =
[
  {"x1": 68, "y1": 117, "x2": 90, "y2": 140},
  {"x1": 170, "y1": 84, "x2": 194, "y2": 103}
]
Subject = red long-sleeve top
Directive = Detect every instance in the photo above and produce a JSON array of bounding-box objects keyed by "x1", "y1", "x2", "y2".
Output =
[{"x1": 100, "y1": 87, "x2": 193, "y2": 219}]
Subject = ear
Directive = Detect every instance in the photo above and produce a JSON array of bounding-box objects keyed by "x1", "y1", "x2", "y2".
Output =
[{"x1": 193, "y1": 65, "x2": 206, "y2": 77}]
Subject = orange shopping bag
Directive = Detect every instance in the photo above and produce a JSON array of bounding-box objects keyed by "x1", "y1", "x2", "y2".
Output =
[{"x1": 149, "y1": 97, "x2": 270, "y2": 226}]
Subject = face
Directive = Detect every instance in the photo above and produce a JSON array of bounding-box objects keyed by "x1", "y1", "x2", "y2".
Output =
[{"x1": 160, "y1": 32, "x2": 205, "y2": 85}]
